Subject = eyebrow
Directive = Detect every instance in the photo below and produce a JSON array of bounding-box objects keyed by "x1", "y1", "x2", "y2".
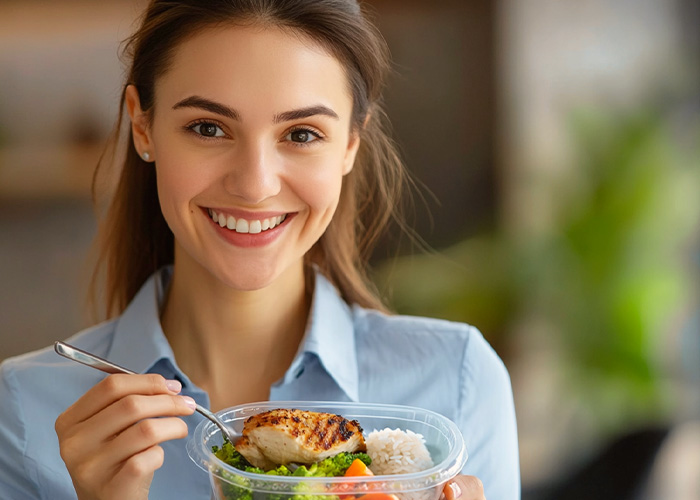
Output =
[
  {"x1": 172, "y1": 95, "x2": 339, "y2": 123},
  {"x1": 173, "y1": 96, "x2": 240, "y2": 120},
  {"x1": 273, "y1": 105, "x2": 339, "y2": 123}
]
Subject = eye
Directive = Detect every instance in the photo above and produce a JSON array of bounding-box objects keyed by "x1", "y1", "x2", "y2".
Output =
[
  {"x1": 284, "y1": 127, "x2": 323, "y2": 145},
  {"x1": 187, "y1": 121, "x2": 226, "y2": 138}
]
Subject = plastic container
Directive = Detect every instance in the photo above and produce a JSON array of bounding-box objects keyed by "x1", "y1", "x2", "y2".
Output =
[{"x1": 187, "y1": 401, "x2": 468, "y2": 500}]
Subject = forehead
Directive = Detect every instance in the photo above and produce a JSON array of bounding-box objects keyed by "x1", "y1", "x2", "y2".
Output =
[{"x1": 154, "y1": 24, "x2": 353, "y2": 117}]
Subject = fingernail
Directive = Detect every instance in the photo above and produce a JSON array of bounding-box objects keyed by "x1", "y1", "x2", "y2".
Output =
[
  {"x1": 182, "y1": 395, "x2": 197, "y2": 410},
  {"x1": 448, "y1": 482, "x2": 461, "y2": 499},
  {"x1": 165, "y1": 379, "x2": 182, "y2": 393}
]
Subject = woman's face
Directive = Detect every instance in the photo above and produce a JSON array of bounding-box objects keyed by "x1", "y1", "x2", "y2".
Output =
[{"x1": 129, "y1": 25, "x2": 360, "y2": 291}]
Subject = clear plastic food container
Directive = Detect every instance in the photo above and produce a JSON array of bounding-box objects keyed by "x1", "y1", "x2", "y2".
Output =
[{"x1": 187, "y1": 401, "x2": 468, "y2": 500}]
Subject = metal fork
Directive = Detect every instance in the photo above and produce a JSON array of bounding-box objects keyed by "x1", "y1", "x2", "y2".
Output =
[{"x1": 54, "y1": 340, "x2": 237, "y2": 443}]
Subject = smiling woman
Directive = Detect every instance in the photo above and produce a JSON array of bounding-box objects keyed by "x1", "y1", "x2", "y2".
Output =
[
  {"x1": 0, "y1": 1, "x2": 519, "y2": 500},
  {"x1": 126, "y1": 25, "x2": 360, "y2": 294}
]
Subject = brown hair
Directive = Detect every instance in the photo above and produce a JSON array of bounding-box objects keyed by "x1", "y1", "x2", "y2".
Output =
[{"x1": 91, "y1": 0, "x2": 409, "y2": 318}]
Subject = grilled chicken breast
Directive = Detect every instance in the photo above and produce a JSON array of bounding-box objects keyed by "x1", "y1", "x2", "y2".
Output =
[{"x1": 235, "y1": 408, "x2": 367, "y2": 469}]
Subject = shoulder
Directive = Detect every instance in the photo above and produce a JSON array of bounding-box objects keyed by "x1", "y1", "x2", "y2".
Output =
[
  {"x1": 351, "y1": 305, "x2": 511, "y2": 412},
  {"x1": 0, "y1": 319, "x2": 120, "y2": 430},
  {"x1": 352, "y1": 306, "x2": 473, "y2": 342},
  {"x1": 0, "y1": 318, "x2": 119, "y2": 423},
  {"x1": 352, "y1": 306, "x2": 499, "y2": 370},
  {"x1": 2, "y1": 318, "x2": 118, "y2": 382}
]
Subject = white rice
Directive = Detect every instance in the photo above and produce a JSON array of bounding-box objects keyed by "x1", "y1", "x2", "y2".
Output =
[{"x1": 365, "y1": 427, "x2": 434, "y2": 475}]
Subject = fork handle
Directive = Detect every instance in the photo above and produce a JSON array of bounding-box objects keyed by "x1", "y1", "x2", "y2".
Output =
[
  {"x1": 55, "y1": 341, "x2": 136, "y2": 375},
  {"x1": 54, "y1": 341, "x2": 236, "y2": 442}
]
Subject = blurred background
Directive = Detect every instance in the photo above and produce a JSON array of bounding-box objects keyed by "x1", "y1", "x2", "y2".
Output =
[{"x1": 1, "y1": 0, "x2": 699, "y2": 498}]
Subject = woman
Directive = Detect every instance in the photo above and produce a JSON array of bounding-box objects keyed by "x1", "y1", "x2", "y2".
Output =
[{"x1": 0, "y1": 1, "x2": 519, "y2": 499}]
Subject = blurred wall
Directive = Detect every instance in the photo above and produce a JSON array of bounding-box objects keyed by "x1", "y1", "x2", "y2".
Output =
[
  {"x1": 370, "y1": 0, "x2": 497, "y2": 252},
  {"x1": 0, "y1": 1, "x2": 142, "y2": 362},
  {"x1": 0, "y1": 199, "x2": 95, "y2": 360},
  {"x1": 0, "y1": 0, "x2": 141, "y2": 199}
]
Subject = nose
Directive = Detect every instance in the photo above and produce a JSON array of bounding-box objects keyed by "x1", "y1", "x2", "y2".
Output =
[{"x1": 223, "y1": 140, "x2": 281, "y2": 203}]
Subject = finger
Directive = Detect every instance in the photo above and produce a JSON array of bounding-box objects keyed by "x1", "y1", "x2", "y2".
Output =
[
  {"x1": 59, "y1": 394, "x2": 195, "y2": 462},
  {"x1": 107, "y1": 445, "x2": 165, "y2": 500},
  {"x1": 83, "y1": 393, "x2": 195, "y2": 442},
  {"x1": 57, "y1": 374, "x2": 180, "y2": 430},
  {"x1": 95, "y1": 417, "x2": 188, "y2": 466},
  {"x1": 59, "y1": 416, "x2": 187, "y2": 497},
  {"x1": 74, "y1": 445, "x2": 166, "y2": 500},
  {"x1": 443, "y1": 475, "x2": 485, "y2": 500}
]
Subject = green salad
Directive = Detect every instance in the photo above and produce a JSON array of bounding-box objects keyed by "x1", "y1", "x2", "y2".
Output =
[
  {"x1": 213, "y1": 442, "x2": 371, "y2": 477},
  {"x1": 211, "y1": 444, "x2": 373, "y2": 500}
]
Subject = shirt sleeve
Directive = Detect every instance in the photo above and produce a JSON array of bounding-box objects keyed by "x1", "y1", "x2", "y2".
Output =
[
  {"x1": 0, "y1": 360, "x2": 42, "y2": 499},
  {"x1": 457, "y1": 327, "x2": 521, "y2": 500}
]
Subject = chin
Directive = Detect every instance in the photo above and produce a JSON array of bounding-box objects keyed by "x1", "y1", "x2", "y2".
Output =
[
  {"x1": 212, "y1": 261, "x2": 291, "y2": 292},
  {"x1": 220, "y1": 271, "x2": 276, "y2": 292}
]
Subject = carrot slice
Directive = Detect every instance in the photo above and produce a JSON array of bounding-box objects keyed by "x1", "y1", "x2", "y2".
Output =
[{"x1": 344, "y1": 458, "x2": 374, "y2": 477}]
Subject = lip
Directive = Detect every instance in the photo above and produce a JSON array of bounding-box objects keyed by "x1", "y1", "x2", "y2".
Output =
[{"x1": 201, "y1": 207, "x2": 293, "y2": 248}]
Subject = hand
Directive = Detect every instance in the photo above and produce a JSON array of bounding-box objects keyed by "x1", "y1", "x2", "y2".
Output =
[
  {"x1": 55, "y1": 373, "x2": 196, "y2": 500},
  {"x1": 442, "y1": 475, "x2": 486, "y2": 500}
]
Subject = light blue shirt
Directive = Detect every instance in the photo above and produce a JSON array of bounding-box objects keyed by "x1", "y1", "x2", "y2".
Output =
[{"x1": 0, "y1": 268, "x2": 520, "y2": 499}]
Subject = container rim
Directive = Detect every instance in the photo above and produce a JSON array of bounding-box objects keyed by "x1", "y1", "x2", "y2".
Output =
[{"x1": 187, "y1": 400, "x2": 468, "y2": 491}]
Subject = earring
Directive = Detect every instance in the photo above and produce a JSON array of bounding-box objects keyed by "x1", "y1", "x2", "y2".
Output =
[{"x1": 141, "y1": 151, "x2": 151, "y2": 162}]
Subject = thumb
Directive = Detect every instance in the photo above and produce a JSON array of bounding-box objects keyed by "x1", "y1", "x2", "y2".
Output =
[{"x1": 442, "y1": 475, "x2": 485, "y2": 500}]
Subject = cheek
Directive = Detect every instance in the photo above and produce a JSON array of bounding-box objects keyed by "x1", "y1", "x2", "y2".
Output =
[
  {"x1": 155, "y1": 164, "x2": 189, "y2": 204},
  {"x1": 289, "y1": 155, "x2": 346, "y2": 215},
  {"x1": 151, "y1": 125, "x2": 207, "y2": 205},
  {"x1": 154, "y1": 159, "x2": 210, "y2": 222}
]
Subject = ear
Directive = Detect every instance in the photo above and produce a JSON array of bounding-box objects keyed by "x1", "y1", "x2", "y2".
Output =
[
  {"x1": 342, "y1": 130, "x2": 361, "y2": 176},
  {"x1": 342, "y1": 112, "x2": 372, "y2": 175},
  {"x1": 125, "y1": 85, "x2": 154, "y2": 161}
]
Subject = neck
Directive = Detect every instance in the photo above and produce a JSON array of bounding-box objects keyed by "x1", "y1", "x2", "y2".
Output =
[{"x1": 160, "y1": 254, "x2": 312, "y2": 411}]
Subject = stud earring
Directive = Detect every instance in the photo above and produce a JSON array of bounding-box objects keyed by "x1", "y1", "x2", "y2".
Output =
[{"x1": 141, "y1": 151, "x2": 151, "y2": 162}]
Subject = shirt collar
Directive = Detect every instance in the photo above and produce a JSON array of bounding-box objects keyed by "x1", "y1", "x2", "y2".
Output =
[
  {"x1": 105, "y1": 266, "x2": 359, "y2": 400},
  {"x1": 296, "y1": 271, "x2": 359, "y2": 401},
  {"x1": 107, "y1": 267, "x2": 179, "y2": 377}
]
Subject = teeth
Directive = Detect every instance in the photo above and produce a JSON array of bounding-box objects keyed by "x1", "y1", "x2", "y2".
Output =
[
  {"x1": 209, "y1": 210, "x2": 286, "y2": 234},
  {"x1": 235, "y1": 218, "x2": 248, "y2": 232}
]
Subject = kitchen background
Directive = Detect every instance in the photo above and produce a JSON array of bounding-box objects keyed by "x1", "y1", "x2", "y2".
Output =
[{"x1": 1, "y1": 0, "x2": 699, "y2": 498}]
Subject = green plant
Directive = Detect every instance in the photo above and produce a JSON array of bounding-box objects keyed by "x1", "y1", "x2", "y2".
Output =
[{"x1": 375, "y1": 108, "x2": 700, "y2": 431}]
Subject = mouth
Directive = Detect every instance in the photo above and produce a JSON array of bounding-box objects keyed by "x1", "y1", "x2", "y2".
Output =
[{"x1": 207, "y1": 208, "x2": 288, "y2": 234}]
